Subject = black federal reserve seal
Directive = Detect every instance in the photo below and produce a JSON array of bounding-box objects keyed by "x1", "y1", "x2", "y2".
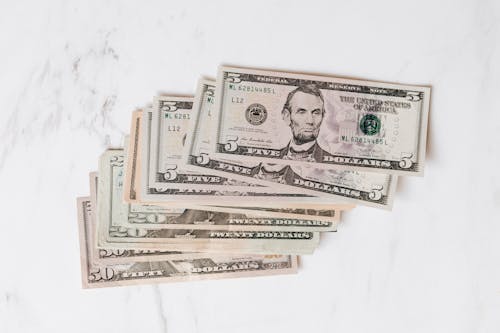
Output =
[
  {"x1": 245, "y1": 103, "x2": 267, "y2": 125},
  {"x1": 359, "y1": 114, "x2": 381, "y2": 136}
]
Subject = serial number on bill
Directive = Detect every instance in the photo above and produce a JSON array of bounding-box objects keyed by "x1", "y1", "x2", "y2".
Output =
[
  {"x1": 340, "y1": 136, "x2": 387, "y2": 145},
  {"x1": 229, "y1": 84, "x2": 276, "y2": 94}
]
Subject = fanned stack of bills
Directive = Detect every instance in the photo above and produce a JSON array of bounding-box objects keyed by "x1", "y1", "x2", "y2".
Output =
[{"x1": 77, "y1": 66, "x2": 430, "y2": 288}]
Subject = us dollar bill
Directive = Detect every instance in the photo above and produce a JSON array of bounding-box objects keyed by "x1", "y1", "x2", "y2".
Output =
[
  {"x1": 209, "y1": 205, "x2": 344, "y2": 222},
  {"x1": 81, "y1": 190, "x2": 224, "y2": 264},
  {"x1": 212, "y1": 66, "x2": 430, "y2": 176},
  {"x1": 124, "y1": 111, "x2": 290, "y2": 203},
  {"x1": 77, "y1": 197, "x2": 297, "y2": 288},
  {"x1": 138, "y1": 108, "x2": 358, "y2": 206},
  {"x1": 184, "y1": 79, "x2": 397, "y2": 209},
  {"x1": 123, "y1": 111, "x2": 348, "y2": 223},
  {"x1": 147, "y1": 95, "x2": 262, "y2": 191},
  {"x1": 92, "y1": 171, "x2": 337, "y2": 232},
  {"x1": 98, "y1": 149, "x2": 320, "y2": 254}
]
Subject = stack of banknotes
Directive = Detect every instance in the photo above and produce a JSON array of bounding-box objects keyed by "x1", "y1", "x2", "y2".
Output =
[{"x1": 76, "y1": 66, "x2": 431, "y2": 288}]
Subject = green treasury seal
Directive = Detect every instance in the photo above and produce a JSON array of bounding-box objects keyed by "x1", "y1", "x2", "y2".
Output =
[{"x1": 360, "y1": 114, "x2": 381, "y2": 136}]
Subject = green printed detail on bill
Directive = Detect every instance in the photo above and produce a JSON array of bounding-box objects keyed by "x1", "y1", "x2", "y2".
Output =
[{"x1": 359, "y1": 114, "x2": 381, "y2": 136}]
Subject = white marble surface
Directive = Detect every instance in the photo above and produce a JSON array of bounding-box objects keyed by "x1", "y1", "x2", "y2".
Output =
[{"x1": 1, "y1": 0, "x2": 499, "y2": 332}]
